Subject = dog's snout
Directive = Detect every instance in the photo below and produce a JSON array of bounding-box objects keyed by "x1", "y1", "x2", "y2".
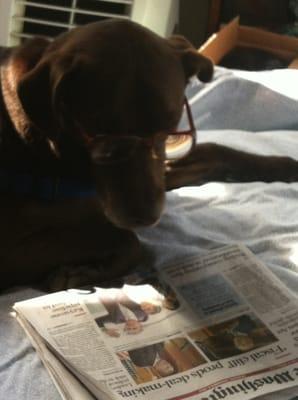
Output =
[
  {"x1": 112, "y1": 205, "x2": 162, "y2": 229},
  {"x1": 105, "y1": 193, "x2": 164, "y2": 229}
]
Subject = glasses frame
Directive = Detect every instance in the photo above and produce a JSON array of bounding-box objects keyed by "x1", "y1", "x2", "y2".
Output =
[{"x1": 83, "y1": 97, "x2": 196, "y2": 164}]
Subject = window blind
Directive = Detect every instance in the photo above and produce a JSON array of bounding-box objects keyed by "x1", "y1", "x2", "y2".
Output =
[{"x1": 9, "y1": 0, "x2": 134, "y2": 44}]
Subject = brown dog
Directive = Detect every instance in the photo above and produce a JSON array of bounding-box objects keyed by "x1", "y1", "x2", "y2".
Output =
[{"x1": 0, "y1": 19, "x2": 297, "y2": 291}]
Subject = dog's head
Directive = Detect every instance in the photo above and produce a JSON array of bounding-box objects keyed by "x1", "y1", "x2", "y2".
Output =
[{"x1": 13, "y1": 20, "x2": 213, "y2": 229}]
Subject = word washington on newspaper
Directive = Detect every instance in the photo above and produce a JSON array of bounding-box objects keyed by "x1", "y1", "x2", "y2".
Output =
[{"x1": 13, "y1": 244, "x2": 298, "y2": 400}]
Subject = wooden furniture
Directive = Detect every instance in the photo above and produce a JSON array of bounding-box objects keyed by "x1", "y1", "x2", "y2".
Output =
[{"x1": 207, "y1": 0, "x2": 293, "y2": 36}]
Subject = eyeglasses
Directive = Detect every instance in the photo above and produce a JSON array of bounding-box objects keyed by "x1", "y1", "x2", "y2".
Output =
[{"x1": 83, "y1": 98, "x2": 196, "y2": 165}]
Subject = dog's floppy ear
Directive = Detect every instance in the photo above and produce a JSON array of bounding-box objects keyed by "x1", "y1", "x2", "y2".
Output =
[
  {"x1": 16, "y1": 40, "x2": 73, "y2": 138},
  {"x1": 168, "y1": 35, "x2": 213, "y2": 82},
  {"x1": 17, "y1": 59, "x2": 54, "y2": 137},
  {"x1": 18, "y1": 53, "x2": 92, "y2": 138},
  {"x1": 1, "y1": 37, "x2": 51, "y2": 140}
]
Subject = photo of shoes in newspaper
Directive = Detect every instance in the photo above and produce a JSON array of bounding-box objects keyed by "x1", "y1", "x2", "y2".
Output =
[
  {"x1": 126, "y1": 275, "x2": 181, "y2": 311},
  {"x1": 91, "y1": 284, "x2": 180, "y2": 338},
  {"x1": 117, "y1": 337, "x2": 207, "y2": 384},
  {"x1": 189, "y1": 313, "x2": 278, "y2": 361}
]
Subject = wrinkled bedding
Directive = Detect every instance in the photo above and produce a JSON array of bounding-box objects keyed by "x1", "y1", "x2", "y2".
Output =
[{"x1": 1, "y1": 67, "x2": 298, "y2": 399}]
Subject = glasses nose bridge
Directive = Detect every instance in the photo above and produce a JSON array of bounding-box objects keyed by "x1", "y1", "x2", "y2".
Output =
[
  {"x1": 143, "y1": 137, "x2": 160, "y2": 163},
  {"x1": 141, "y1": 135, "x2": 156, "y2": 149}
]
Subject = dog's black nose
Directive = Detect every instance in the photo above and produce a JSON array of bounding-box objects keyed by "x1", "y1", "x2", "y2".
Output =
[
  {"x1": 110, "y1": 216, "x2": 160, "y2": 230},
  {"x1": 109, "y1": 207, "x2": 163, "y2": 230},
  {"x1": 130, "y1": 215, "x2": 160, "y2": 228}
]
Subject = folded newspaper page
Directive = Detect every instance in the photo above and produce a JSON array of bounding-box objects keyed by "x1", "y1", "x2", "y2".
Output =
[{"x1": 13, "y1": 244, "x2": 298, "y2": 400}]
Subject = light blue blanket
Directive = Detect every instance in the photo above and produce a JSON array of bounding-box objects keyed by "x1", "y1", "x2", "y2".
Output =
[{"x1": 1, "y1": 67, "x2": 298, "y2": 399}]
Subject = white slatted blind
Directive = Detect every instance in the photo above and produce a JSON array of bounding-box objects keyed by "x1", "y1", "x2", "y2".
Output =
[{"x1": 8, "y1": 0, "x2": 134, "y2": 45}]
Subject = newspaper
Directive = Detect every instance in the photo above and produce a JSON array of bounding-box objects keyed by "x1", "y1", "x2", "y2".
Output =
[{"x1": 13, "y1": 244, "x2": 298, "y2": 400}]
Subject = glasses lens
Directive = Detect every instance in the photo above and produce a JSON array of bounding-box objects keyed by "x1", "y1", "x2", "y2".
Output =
[
  {"x1": 164, "y1": 103, "x2": 194, "y2": 160},
  {"x1": 165, "y1": 134, "x2": 193, "y2": 159}
]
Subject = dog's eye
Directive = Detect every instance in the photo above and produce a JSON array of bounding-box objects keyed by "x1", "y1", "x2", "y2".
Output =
[
  {"x1": 91, "y1": 142, "x2": 124, "y2": 163},
  {"x1": 90, "y1": 138, "x2": 138, "y2": 164}
]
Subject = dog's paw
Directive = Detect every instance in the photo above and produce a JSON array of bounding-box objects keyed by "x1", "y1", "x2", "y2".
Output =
[
  {"x1": 269, "y1": 156, "x2": 298, "y2": 183},
  {"x1": 283, "y1": 157, "x2": 298, "y2": 182},
  {"x1": 44, "y1": 264, "x2": 109, "y2": 292}
]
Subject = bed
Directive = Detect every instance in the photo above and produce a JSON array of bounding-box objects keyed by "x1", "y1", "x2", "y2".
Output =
[{"x1": 1, "y1": 67, "x2": 298, "y2": 399}]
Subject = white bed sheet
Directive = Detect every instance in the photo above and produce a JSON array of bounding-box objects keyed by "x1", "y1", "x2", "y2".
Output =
[{"x1": 1, "y1": 67, "x2": 298, "y2": 400}]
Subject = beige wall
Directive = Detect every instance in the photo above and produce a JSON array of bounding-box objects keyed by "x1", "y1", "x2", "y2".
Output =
[
  {"x1": 0, "y1": 0, "x2": 13, "y2": 46},
  {"x1": 132, "y1": 0, "x2": 210, "y2": 44},
  {"x1": 131, "y1": 0, "x2": 179, "y2": 38}
]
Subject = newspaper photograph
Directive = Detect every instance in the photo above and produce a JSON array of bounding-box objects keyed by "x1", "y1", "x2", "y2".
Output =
[{"x1": 13, "y1": 244, "x2": 298, "y2": 400}]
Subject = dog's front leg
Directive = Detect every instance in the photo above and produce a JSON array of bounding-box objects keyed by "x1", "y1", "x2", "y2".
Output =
[
  {"x1": 166, "y1": 143, "x2": 298, "y2": 190},
  {"x1": 42, "y1": 228, "x2": 141, "y2": 292},
  {"x1": 0, "y1": 213, "x2": 141, "y2": 292}
]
